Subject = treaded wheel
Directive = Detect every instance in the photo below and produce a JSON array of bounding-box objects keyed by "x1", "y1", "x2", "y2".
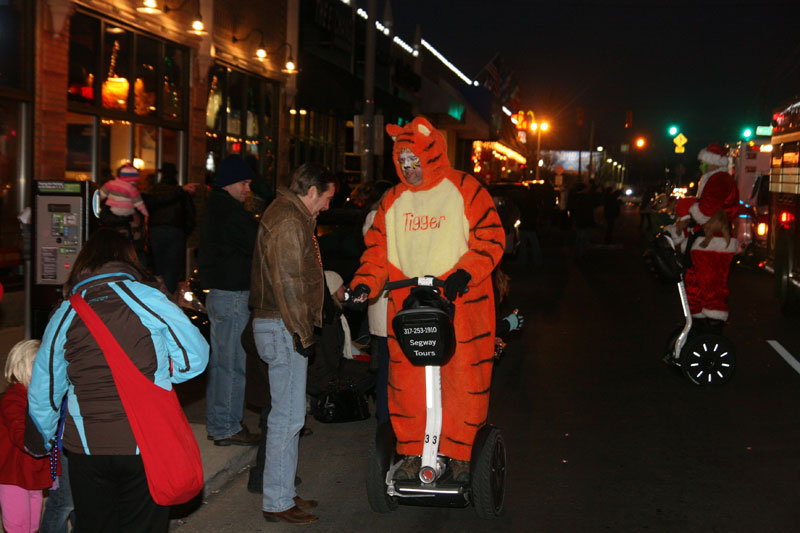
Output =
[
  {"x1": 680, "y1": 334, "x2": 735, "y2": 385},
  {"x1": 366, "y1": 422, "x2": 398, "y2": 513},
  {"x1": 472, "y1": 427, "x2": 506, "y2": 519}
]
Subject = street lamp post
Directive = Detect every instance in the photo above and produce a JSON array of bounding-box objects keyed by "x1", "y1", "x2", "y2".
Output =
[{"x1": 531, "y1": 121, "x2": 549, "y2": 179}]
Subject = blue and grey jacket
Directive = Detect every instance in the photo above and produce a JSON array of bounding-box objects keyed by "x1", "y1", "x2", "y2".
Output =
[{"x1": 26, "y1": 261, "x2": 209, "y2": 456}]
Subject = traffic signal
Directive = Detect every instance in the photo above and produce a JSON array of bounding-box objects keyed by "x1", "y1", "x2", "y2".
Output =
[
  {"x1": 742, "y1": 127, "x2": 753, "y2": 140},
  {"x1": 668, "y1": 125, "x2": 679, "y2": 136}
]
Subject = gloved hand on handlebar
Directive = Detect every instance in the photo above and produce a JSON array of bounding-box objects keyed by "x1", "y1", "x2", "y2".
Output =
[
  {"x1": 503, "y1": 310, "x2": 524, "y2": 332},
  {"x1": 443, "y1": 269, "x2": 471, "y2": 301},
  {"x1": 344, "y1": 283, "x2": 370, "y2": 311}
]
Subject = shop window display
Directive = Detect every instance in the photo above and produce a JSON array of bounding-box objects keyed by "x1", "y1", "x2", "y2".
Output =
[
  {"x1": 102, "y1": 29, "x2": 131, "y2": 111},
  {"x1": 134, "y1": 36, "x2": 158, "y2": 116},
  {"x1": 68, "y1": 13, "x2": 100, "y2": 104}
]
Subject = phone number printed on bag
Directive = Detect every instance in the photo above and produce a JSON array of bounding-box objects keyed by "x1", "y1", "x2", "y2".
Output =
[{"x1": 403, "y1": 326, "x2": 438, "y2": 335}]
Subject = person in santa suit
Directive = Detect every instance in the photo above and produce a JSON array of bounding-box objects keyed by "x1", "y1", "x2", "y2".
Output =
[{"x1": 666, "y1": 143, "x2": 740, "y2": 335}]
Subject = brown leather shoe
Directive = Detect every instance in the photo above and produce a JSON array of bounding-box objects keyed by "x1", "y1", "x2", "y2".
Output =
[
  {"x1": 213, "y1": 426, "x2": 260, "y2": 447},
  {"x1": 262, "y1": 506, "x2": 318, "y2": 524},
  {"x1": 293, "y1": 496, "x2": 318, "y2": 511}
]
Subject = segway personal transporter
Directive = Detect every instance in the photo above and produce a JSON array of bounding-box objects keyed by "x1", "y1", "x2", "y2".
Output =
[
  {"x1": 651, "y1": 232, "x2": 736, "y2": 385},
  {"x1": 363, "y1": 276, "x2": 506, "y2": 519}
]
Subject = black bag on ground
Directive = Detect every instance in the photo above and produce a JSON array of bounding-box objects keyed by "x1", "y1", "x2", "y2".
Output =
[{"x1": 314, "y1": 378, "x2": 370, "y2": 423}]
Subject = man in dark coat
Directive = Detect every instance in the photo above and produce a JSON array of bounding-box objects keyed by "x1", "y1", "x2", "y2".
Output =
[{"x1": 199, "y1": 155, "x2": 260, "y2": 446}]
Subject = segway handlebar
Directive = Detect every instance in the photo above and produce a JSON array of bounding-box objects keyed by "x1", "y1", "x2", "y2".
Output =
[{"x1": 384, "y1": 276, "x2": 445, "y2": 291}]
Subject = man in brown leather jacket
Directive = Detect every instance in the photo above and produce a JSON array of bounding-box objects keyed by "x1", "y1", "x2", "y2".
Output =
[{"x1": 249, "y1": 163, "x2": 336, "y2": 525}]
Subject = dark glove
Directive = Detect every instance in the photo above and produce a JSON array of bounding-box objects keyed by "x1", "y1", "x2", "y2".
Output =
[
  {"x1": 344, "y1": 284, "x2": 370, "y2": 311},
  {"x1": 293, "y1": 334, "x2": 316, "y2": 358},
  {"x1": 443, "y1": 269, "x2": 471, "y2": 301}
]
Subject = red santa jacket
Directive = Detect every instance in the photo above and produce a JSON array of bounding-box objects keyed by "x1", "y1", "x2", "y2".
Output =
[{"x1": 0, "y1": 384, "x2": 56, "y2": 489}]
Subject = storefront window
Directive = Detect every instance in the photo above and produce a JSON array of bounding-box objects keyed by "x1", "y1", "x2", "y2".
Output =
[
  {"x1": 67, "y1": 11, "x2": 190, "y2": 183},
  {"x1": 206, "y1": 66, "x2": 224, "y2": 131},
  {"x1": 162, "y1": 128, "x2": 180, "y2": 173},
  {"x1": 227, "y1": 70, "x2": 243, "y2": 135},
  {"x1": 102, "y1": 28, "x2": 131, "y2": 111},
  {"x1": 65, "y1": 113, "x2": 94, "y2": 181},
  {"x1": 0, "y1": 100, "x2": 20, "y2": 252},
  {"x1": 68, "y1": 13, "x2": 100, "y2": 104},
  {"x1": 100, "y1": 120, "x2": 131, "y2": 183},
  {"x1": 163, "y1": 45, "x2": 184, "y2": 121},
  {"x1": 134, "y1": 124, "x2": 158, "y2": 185},
  {"x1": 134, "y1": 36, "x2": 158, "y2": 116},
  {"x1": 0, "y1": 1, "x2": 25, "y2": 89}
]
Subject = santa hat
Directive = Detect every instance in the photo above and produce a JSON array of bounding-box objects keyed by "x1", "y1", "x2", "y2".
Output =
[
  {"x1": 698, "y1": 143, "x2": 729, "y2": 168},
  {"x1": 689, "y1": 170, "x2": 740, "y2": 224},
  {"x1": 118, "y1": 164, "x2": 140, "y2": 184}
]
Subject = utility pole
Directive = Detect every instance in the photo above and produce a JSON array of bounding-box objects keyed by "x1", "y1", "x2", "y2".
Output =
[{"x1": 362, "y1": 0, "x2": 377, "y2": 184}]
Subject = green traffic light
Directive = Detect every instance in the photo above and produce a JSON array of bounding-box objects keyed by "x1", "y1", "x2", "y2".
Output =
[
  {"x1": 668, "y1": 125, "x2": 678, "y2": 136},
  {"x1": 742, "y1": 128, "x2": 753, "y2": 139}
]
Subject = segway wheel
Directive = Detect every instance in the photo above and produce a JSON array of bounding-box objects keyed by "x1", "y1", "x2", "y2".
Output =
[
  {"x1": 680, "y1": 334, "x2": 735, "y2": 386},
  {"x1": 366, "y1": 422, "x2": 398, "y2": 513},
  {"x1": 472, "y1": 427, "x2": 506, "y2": 519}
]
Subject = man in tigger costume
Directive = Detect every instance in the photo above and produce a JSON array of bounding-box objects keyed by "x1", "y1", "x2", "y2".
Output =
[{"x1": 348, "y1": 116, "x2": 505, "y2": 482}]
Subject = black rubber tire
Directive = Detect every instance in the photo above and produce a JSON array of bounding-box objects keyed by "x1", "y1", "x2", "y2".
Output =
[
  {"x1": 472, "y1": 427, "x2": 506, "y2": 519},
  {"x1": 366, "y1": 422, "x2": 398, "y2": 513},
  {"x1": 680, "y1": 334, "x2": 735, "y2": 385}
]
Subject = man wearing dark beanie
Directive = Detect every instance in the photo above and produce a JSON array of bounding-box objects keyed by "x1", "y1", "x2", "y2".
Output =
[{"x1": 199, "y1": 154, "x2": 260, "y2": 446}]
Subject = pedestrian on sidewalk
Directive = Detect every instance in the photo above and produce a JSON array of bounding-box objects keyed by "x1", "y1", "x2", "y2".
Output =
[
  {"x1": 26, "y1": 228, "x2": 209, "y2": 533},
  {"x1": 249, "y1": 163, "x2": 336, "y2": 525},
  {"x1": 0, "y1": 340, "x2": 54, "y2": 533},
  {"x1": 145, "y1": 162, "x2": 196, "y2": 294},
  {"x1": 199, "y1": 154, "x2": 260, "y2": 447}
]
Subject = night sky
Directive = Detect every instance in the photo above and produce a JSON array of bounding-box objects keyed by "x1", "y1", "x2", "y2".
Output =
[{"x1": 377, "y1": 0, "x2": 800, "y2": 166}]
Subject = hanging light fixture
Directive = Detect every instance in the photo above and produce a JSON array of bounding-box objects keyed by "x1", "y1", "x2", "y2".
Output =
[
  {"x1": 232, "y1": 29, "x2": 268, "y2": 62},
  {"x1": 274, "y1": 42, "x2": 298, "y2": 74},
  {"x1": 136, "y1": 0, "x2": 163, "y2": 14},
  {"x1": 154, "y1": 0, "x2": 208, "y2": 35}
]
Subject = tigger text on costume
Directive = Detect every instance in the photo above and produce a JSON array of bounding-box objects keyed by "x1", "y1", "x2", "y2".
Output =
[{"x1": 386, "y1": 179, "x2": 469, "y2": 278}]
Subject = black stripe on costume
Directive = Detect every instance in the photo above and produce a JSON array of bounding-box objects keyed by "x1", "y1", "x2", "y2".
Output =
[
  {"x1": 387, "y1": 380, "x2": 402, "y2": 391},
  {"x1": 463, "y1": 294, "x2": 489, "y2": 304},
  {"x1": 468, "y1": 386, "x2": 491, "y2": 395},
  {"x1": 49, "y1": 309, "x2": 73, "y2": 411},
  {"x1": 397, "y1": 439, "x2": 423, "y2": 445},
  {"x1": 475, "y1": 223, "x2": 503, "y2": 231},
  {"x1": 470, "y1": 206, "x2": 496, "y2": 231},
  {"x1": 390, "y1": 412, "x2": 416, "y2": 419},
  {"x1": 117, "y1": 282, "x2": 192, "y2": 372},
  {"x1": 470, "y1": 185, "x2": 482, "y2": 206},
  {"x1": 465, "y1": 418, "x2": 487, "y2": 428},
  {"x1": 445, "y1": 436, "x2": 471, "y2": 447},
  {"x1": 473, "y1": 249, "x2": 497, "y2": 266},
  {"x1": 424, "y1": 140, "x2": 436, "y2": 152},
  {"x1": 427, "y1": 154, "x2": 442, "y2": 165},
  {"x1": 460, "y1": 172, "x2": 468, "y2": 187},
  {"x1": 471, "y1": 357, "x2": 494, "y2": 367},
  {"x1": 389, "y1": 358, "x2": 404, "y2": 364},
  {"x1": 458, "y1": 331, "x2": 491, "y2": 344}
]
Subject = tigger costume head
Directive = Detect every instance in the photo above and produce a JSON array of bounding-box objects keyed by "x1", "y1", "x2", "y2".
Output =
[{"x1": 386, "y1": 116, "x2": 450, "y2": 192}]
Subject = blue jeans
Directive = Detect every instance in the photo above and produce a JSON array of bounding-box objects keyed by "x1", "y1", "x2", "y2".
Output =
[
  {"x1": 253, "y1": 318, "x2": 308, "y2": 513},
  {"x1": 206, "y1": 289, "x2": 250, "y2": 440},
  {"x1": 40, "y1": 452, "x2": 74, "y2": 533}
]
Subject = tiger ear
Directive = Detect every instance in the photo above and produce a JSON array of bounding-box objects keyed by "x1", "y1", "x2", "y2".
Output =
[
  {"x1": 416, "y1": 123, "x2": 431, "y2": 136},
  {"x1": 386, "y1": 123, "x2": 403, "y2": 140}
]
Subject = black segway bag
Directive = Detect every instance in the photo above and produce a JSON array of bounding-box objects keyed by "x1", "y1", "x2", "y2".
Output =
[
  {"x1": 649, "y1": 232, "x2": 685, "y2": 284},
  {"x1": 392, "y1": 287, "x2": 456, "y2": 367}
]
